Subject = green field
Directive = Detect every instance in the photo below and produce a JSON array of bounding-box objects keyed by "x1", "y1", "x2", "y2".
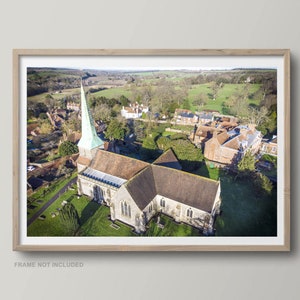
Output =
[
  {"x1": 91, "y1": 86, "x2": 131, "y2": 99},
  {"x1": 188, "y1": 83, "x2": 262, "y2": 113},
  {"x1": 28, "y1": 87, "x2": 81, "y2": 102}
]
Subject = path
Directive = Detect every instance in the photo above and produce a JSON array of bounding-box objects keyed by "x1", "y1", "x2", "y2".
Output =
[{"x1": 27, "y1": 177, "x2": 78, "y2": 226}]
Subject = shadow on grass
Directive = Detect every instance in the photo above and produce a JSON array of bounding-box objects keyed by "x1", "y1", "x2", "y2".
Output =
[
  {"x1": 79, "y1": 201, "x2": 101, "y2": 226},
  {"x1": 194, "y1": 163, "x2": 277, "y2": 237},
  {"x1": 215, "y1": 176, "x2": 277, "y2": 236}
]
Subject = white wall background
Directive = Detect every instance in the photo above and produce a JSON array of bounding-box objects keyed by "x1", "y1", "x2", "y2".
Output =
[{"x1": 0, "y1": 1, "x2": 298, "y2": 299}]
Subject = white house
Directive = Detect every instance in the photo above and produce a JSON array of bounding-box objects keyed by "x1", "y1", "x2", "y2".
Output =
[{"x1": 121, "y1": 103, "x2": 149, "y2": 119}]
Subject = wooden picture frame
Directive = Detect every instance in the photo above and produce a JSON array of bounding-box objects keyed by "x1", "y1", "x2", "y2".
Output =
[{"x1": 13, "y1": 49, "x2": 290, "y2": 251}]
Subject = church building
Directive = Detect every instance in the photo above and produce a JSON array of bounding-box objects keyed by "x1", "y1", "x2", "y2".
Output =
[{"x1": 77, "y1": 84, "x2": 222, "y2": 235}]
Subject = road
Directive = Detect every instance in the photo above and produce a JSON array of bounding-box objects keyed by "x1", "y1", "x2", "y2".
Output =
[{"x1": 27, "y1": 176, "x2": 78, "y2": 226}]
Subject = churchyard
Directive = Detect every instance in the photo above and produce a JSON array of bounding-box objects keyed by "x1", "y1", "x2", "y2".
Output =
[{"x1": 27, "y1": 162, "x2": 277, "y2": 237}]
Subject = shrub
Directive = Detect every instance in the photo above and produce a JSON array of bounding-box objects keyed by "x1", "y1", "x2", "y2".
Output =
[{"x1": 58, "y1": 141, "x2": 78, "y2": 157}]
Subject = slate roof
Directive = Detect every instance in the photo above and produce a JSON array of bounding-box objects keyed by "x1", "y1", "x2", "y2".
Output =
[
  {"x1": 125, "y1": 164, "x2": 220, "y2": 212},
  {"x1": 90, "y1": 150, "x2": 149, "y2": 180},
  {"x1": 27, "y1": 176, "x2": 44, "y2": 190},
  {"x1": 153, "y1": 149, "x2": 182, "y2": 170},
  {"x1": 152, "y1": 165, "x2": 219, "y2": 213},
  {"x1": 126, "y1": 166, "x2": 157, "y2": 210}
]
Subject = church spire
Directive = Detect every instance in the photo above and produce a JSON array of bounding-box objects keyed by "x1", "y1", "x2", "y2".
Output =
[{"x1": 78, "y1": 82, "x2": 104, "y2": 157}]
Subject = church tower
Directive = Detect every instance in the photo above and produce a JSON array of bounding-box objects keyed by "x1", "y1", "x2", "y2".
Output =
[{"x1": 77, "y1": 82, "x2": 104, "y2": 162}]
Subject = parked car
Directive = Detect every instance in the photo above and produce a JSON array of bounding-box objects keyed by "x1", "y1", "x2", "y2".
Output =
[{"x1": 27, "y1": 165, "x2": 35, "y2": 172}]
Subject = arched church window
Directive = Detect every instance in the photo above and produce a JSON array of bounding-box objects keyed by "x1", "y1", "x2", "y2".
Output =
[
  {"x1": 121, "y1": 202, "x2": 124, "y2": 215},
  {"x1": 124, "y1": 202, "x2": 128, "y2": 216},
  {"x1": 128, "y1": 205, "x2": 131, "y2": 218},
  {"x1": 187, "y1": 208, "x2": 193, "y2": 218},
  {"x1": 121, "y1": 201, "x2": 131, "y2": 218}
]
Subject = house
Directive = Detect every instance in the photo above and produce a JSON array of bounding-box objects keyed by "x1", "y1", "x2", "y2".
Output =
[
  {"x1": 260, "y1": 135, "x2": 277, "y2": 156},
  {"x1": 204, "y1": 125, "x2": 262, "y2": 166},
  {"x1": 198, "y1": 112, "x2": 214, "y2": 124},
  {"x1": 47, "y1": 109, "x2": 67, "y2": 128},
  {"x1": 190, "y1": 125, "x2": 224, "y2": 147},
  {"x1": 174, "y1": 109, "x2": 199, "y2": 124},
  {"x1": 121, "y1": 103, "x2": 149, "y2": 119},
  {"x1": 76, "y1": 84, "x2": 221, "y2": 235},
  {"x1": 67, "y1": 101, "x2": 80, "y2": 112}
]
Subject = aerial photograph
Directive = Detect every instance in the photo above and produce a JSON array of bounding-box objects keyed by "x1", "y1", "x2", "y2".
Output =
[{"x1": 26, "y1": 66, "x2": 277, "y2": 237}]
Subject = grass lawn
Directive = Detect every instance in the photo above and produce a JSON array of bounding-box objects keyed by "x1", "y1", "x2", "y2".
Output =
[
  {"x1": 195, "y1": 163, "x2": 277, "y2": 236},
  {"x1": 188, "y1": 83, "x2": 262, "y2": 113},
  {"x1": 194, "y1": 163, "x2": 220, "y2": 180},
  {"x1": 27, "y1": 186, "x2": 136, "y2": 237},
  {"x1": 27, "y1": 172, "x2": 77, "y2": 219},
  {"x1": 27, "y1": 87, "x2": 80, "y2": 102},
  {"x1": 27, "y1": 190, "x2": 202, "y2": 237},
  {"x1": 215, "y1": 176, "x2": 277, "y2": 236},
  {"x1": 91, "y1": 86, "x2": 131, "y2": 99},
  {"x1": 162, "y1": 130, "x2": 180, "y2": 137},
  {"x1": 76, "y1": 205, "x2": 136, "y2": 236},
  {"x1": 27, "y1": 189, "x2": 80, "y2": 236},
  {"x1": 144, "y1": 214, "x2": 200, "y2": 236}
]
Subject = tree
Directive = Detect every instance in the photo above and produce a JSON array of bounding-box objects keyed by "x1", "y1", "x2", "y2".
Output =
[
  {"x1": 193, "y1": 93, "x2": 208, "y2": 109},
  {"x1": 44, "y1": 94, "x2": 55, "y2": 109},
  {"x1": 93, "y1": 103, "x2": 112, "y2": 122},
  {"x1": 59, "y1": 203, "x2": 80, "y2": 236},
  {"x1": 245, "y1": 106, "x2": 269, "y2": 127},
  {"x1": 210, "y1": 81, "x2": 223, "y2": 100},
  {"x1": 156, "y1": 136, "x2": 171, "y2": 151},
  {"x1": 39, "y1": 120, "x2": 53, "y2": 135},
  {"x1": 229, "y1": 83, "x2": 251, "y2": 117},
  {"x1": 253, "y1": 173, "x2": 273, "y2": 195},
  {"x1": 105, "y1": 118, "x2": 128, "y2": 141},
  {"x1": 256, "y1": 104, "x2": 277, "y2": 137},
  {"x1": 132, "y1": 120, "x2": 146, "y2": 141},
  {"x1": 30, "y1": 102, "x2": 48, "y2": 118},
  {"x1": 182, "y1": 98, "x2": 191, "y2": 110},
  {"x1": 140, "y1": 135, "x2": 159, "y2": 160},
  {"x1": 120, "y1": 95, "x2": 130, "y2": 107},
  {"x1": 237, "y1": 151, "x2": 256, "y2": 177},
  {"x1": 58, "y1": 141, "x2": 79, "y2": 156}
]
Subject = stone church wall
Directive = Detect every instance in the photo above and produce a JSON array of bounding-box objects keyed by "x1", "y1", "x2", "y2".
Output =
[
  {"x1": 112, "y1": 186, "x2": 145, "y2": 233},
  {"x1": 154, "y1": 194, "x2": 213, "y2": 230}
]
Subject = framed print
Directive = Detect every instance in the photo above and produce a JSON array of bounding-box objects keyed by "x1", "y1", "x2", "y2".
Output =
[{"x1": 13, "y1": 49, "x2": 290, "y2": 251}]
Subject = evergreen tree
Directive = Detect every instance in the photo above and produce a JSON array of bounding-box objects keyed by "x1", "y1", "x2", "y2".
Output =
[
  {"x1": 59, "y1": 202, "x2": 80, "y2": 236},
  {"x1": 105, "y1": 118, "x2": 128, "y2": 141},
  {"x1": 237, "y1": 151, "x2": 256, "y2": 177},
  {"x1": 140, "y1": 135, "x2": 159, "y2": 160},
  {"x1": 58, "y1": 141, "x2": 79, "y2": 156},
  {"x1": 253, "y1": 173, "x2": 273, "y2": 195}
]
